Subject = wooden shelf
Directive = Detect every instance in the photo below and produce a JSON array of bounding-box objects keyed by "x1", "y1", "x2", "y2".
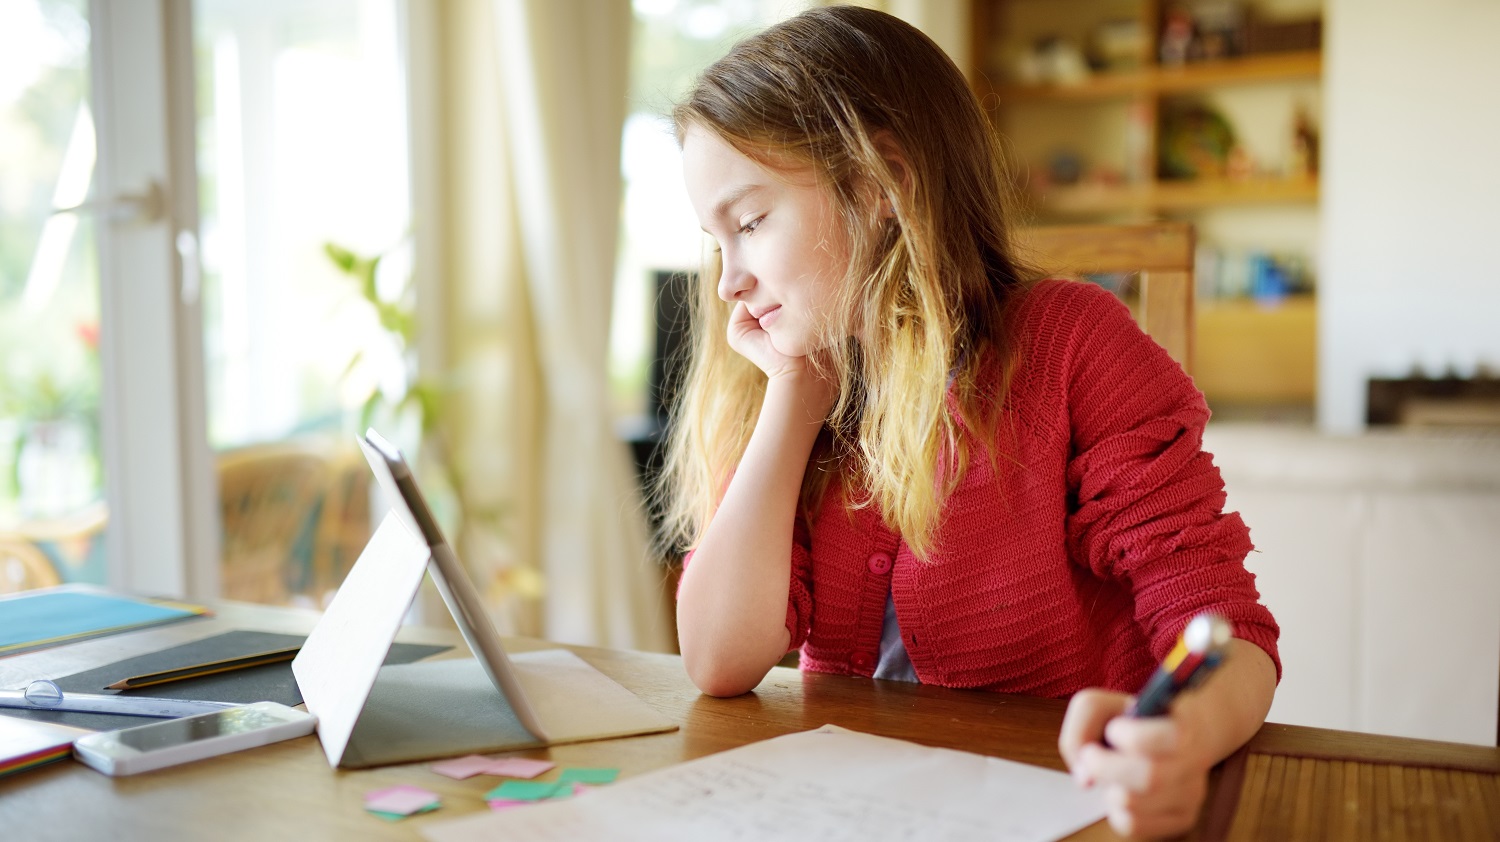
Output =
[
  {"x1": 1195, "y1": 295, "x2": 1317, "y2": 405},
  {"x1": 1034, "y1": 178, "x2": 1319, "y2": 216},
  {"x1": 994, "y1": 50, "x2": 1323, "y2": 103}
]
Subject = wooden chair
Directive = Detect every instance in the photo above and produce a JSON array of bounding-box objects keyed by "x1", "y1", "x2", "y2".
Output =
[
  {"x1": 307, "y1": 447, "x2": 373, "y2": 608},
  {"x1": 1015, "y1": 222, "x2": 1196, "y2": 374},
  {"x1": 217, "y1": 442, "x2": 333, "y2": 605},
  {"x1": 1, "y1": 502, "x2": 109, "y2": 592},
  {"x1": 0, "y1": 535, "x2": 62, "y2": 593},
  {"x1": 216, "y1": 440, "x2": 374, "y2": 607}
]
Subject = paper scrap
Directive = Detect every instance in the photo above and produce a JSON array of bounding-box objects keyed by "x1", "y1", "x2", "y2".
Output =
[
  {"x1": 431, "y1": 755, "x2": 499, "y2": 780},
  {"x1": 365, "y1": 784, "x2": 437, "y2": 803},
  {"x1": 558, "y1": 767, "x2": 618, "y2": 785},
  {"x1": 484, "y1": 780, "x2": 565, "y2": 802},
  {"x1": 483, "y1": 757, "x2": 555, "y2": 778},
  {"x1": 487, "y1": 799, "x2": 531, "y2": 811},
  {"x1": 420, "y1": 725, "x2": 1107, "y2": 842},
  {"x1": 365, "y1": 785, "x2": 442, "y2": 816}
]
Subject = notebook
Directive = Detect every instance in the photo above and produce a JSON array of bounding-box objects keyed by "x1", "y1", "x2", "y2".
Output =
[
  {"x1": 0, "y1": 587, "x2": 209, "y2": 657},
  {"x1": 0, "y1": 716, "x2": 89, "y2": 779},
  {"x1": 291, "y1": 429, "x2": 677, "y2": 769}
]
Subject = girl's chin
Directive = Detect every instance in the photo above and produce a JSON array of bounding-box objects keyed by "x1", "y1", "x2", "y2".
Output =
[{"x1": 769, "y1": 334, "x2": 835, "y2": 359}]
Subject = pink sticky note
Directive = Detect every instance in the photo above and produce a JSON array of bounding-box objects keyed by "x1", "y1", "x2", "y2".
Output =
[
  {"x1": 571, "y1": 783, "x2": 591, "y2": 796},
  {"x1": 431, "y1": 755, "x2": 499, "y2": 780},
  {"x1": 482, "y1": 758, "x2": 556, "y2": 779},
  {"x1": 364, "y1": 786, "x2": 441, "y2": 816},
  {"x1": 364, "y1": 784, "x2": 435, "y2": 803},
  {"x1": 487, "y1": 799, "x2": 532, "y2": 811}
]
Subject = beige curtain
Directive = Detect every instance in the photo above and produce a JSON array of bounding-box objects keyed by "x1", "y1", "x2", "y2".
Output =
[
  {"x1": 491, "y1": 0, "x2": 672, "y2": 651},
  {"x1": 419, "y1": 0, "x2": 671, "y2": 651}
]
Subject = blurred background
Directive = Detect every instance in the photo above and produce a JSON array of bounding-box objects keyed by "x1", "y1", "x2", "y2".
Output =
[{"x1": 1, "y1": 0, "x2": 1497, "y2": 746}]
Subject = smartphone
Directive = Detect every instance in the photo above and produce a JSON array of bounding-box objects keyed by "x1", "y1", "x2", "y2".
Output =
[{"x1": 72, "y1": 701, "x2": 317, "y2": 776}]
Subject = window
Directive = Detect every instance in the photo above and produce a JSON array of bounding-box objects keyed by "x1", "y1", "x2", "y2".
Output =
[
  {"x1": 612, "y1": 0, "x2": 816, "y2": 420},
  {"x1": 0, "y1": 0, "x2": 107, "y2": 588},
  {"x1": 194, "y1": 0, "x2": 412, "y2": 449}
]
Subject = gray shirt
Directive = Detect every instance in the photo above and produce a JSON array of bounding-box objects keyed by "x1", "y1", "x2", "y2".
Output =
[{"x1": 872, "y1": 588, "x2": 918, "y2": 682}]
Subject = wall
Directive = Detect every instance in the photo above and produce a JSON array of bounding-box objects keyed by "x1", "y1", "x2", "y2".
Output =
[{"x1": 1320, "y1": 0, "x2": 1500, "y2": 432}]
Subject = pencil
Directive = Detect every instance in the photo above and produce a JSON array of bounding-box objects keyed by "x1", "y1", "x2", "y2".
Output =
[{"x1": 105, "y1": 646, "x2": 302, "y2": 690}]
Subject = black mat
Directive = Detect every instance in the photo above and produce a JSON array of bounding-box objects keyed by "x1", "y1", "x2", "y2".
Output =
[{"x1": 1, "y1": 630, "x2": 451, "y2": 732}]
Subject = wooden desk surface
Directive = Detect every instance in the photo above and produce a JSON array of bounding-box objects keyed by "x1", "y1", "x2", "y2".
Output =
[{"x1": 2, "y1": 602, "x2": 1497, "y2": 840}]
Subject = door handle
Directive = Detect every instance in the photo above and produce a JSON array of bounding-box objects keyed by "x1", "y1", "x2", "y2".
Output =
[{"x1": 52, "y1": 180, "x2": 166, "y2": 224}]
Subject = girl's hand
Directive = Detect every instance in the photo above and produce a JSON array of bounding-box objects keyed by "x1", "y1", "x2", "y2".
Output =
[
  {"x1": 725, "y1": 301, "x2": 837, "y2": 419},
  {"x1": 725, "y1": 300, "x2": 807, "y2": 379},
  {"x1": 1058, "y1": 689, "x2": 1212, "y2": 839}
]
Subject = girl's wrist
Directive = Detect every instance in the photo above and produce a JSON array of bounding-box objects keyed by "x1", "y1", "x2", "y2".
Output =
[{"x1": 765, "y1": 369, "x2": 837, "y2": 425}]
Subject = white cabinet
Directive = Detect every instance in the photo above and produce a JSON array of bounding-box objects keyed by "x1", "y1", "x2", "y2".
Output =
[{"x1": 1206, "y1": 425, "x2": 1500, "y2": 746}]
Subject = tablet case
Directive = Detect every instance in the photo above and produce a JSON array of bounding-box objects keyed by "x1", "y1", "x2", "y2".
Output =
[
  {"x1": 291, "y1": 511, "x2": 677, "y2": 769},
  {"x1": 7, "y1": 631, "x2": 448, "y2": 734}
]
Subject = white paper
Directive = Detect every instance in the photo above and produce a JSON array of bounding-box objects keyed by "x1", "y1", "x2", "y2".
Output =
[
  {"x1": 290, "y1": 511, "x2": 431, "y2": 767},
  {"x1": 419, "y1": 725, "x2": 1106, "y2": 842}
]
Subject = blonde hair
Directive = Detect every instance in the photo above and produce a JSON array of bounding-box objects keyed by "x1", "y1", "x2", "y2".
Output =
[{"x1": 658, "y1": 6, "x2": 1035, "y2": 559}]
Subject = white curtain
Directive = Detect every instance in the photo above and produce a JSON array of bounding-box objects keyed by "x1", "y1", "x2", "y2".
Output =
[{"x1": 485, "y1": 0, "x2": 673, "y2": 652}]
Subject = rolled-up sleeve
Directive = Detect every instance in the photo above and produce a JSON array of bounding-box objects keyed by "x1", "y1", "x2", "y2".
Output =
[{"x1": 1061, "y1": 285, "x2": 1281, "y2": 680}]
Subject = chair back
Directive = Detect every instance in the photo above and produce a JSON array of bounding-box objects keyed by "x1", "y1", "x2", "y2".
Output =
[
  {"x1": 216, "y1": 439, "x2": 375, "y2": 607},
  {"x1": 0, "y1": 536, "x2": 61, "y2": 593},
  {"x1": 217, "y1": 442, "x2": 333, "y2": 605},
  {"x1": 1015, "y1": 222, "x2": 1196, "y2": 374}
]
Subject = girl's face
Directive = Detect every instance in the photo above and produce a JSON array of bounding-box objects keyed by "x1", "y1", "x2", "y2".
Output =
[{"x1": 681, "y1": 125, "x2": 850, "y2": 358}]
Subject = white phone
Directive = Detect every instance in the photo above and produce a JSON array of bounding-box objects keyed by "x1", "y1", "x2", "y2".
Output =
[{"x1": 72, "y1": 701, "x2": 317, "y2": 776}]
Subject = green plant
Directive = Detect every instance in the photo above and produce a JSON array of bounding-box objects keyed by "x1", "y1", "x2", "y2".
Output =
[{"x1": 322, "y1": 242, "x2": 532, "y2": 600}]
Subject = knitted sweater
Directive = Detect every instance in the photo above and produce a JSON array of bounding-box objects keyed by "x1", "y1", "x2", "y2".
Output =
[{"x1": 768, "y1": 278, "x2": 1281, "y2": 696}]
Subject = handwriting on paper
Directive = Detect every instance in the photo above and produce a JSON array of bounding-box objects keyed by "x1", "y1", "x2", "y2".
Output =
[{"x1": 419, "y1": 725, "x2": 1105, "y2": 842}]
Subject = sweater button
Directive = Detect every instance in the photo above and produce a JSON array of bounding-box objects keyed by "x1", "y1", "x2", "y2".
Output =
[
  {"x1": 866, "y1": 552, "x2": 893, "y2": 575},
  {"x1": 851, "y1": 652, "x2": 873, "y2": 671}
]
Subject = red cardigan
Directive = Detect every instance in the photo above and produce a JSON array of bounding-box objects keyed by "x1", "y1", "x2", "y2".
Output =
[{"x1": 689, "y1": 279, "x2": 1280, "y2": 696}]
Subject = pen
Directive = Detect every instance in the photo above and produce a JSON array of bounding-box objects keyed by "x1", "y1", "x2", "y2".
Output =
[
  {"x1": 104, "y1": 645, "x2": 302, "y2": 690},
  {"x1": 1127, "y1": 613, "x2": 1233, "y2": 718}
]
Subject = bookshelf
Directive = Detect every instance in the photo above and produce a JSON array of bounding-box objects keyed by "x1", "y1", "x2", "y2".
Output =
[{"x1": 969, "y1": 0, "x2": 1324, "y2": 405}]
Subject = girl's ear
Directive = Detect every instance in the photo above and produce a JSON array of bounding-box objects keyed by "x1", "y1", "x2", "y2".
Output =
[{"x1": 871, "y1": 130, "x2": 913, "y2": 218}]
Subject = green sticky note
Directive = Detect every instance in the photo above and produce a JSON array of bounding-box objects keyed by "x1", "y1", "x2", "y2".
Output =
[
  {"x1": 366, "y1": 802, "x2": 440, "y2": 822},
  {"x1": 558, "y1": 768, "x2": 619, "y2": 785},
  {"x1": 485, "y1": 780, "x2": 564, "y2": 802}
]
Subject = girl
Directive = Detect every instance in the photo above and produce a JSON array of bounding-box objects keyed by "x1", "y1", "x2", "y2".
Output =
[{"x1": 660, "y1": 7, "x2": 1279, "y2": 839}]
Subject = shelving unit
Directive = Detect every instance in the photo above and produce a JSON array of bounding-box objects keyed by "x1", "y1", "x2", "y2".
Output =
[
  {"x1": 993, "y1": 49, "x2": 1321, "y2": 103},
  {"x1": 968, "y1": 0, "x2": 1324, "y2": 406},
  {"x1": 1041, "y1": 176, "x2": 1317, "y2": 217}
]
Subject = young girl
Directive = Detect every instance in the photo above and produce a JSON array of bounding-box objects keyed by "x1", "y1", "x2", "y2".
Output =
[{"x1": 661, "y1": 7, "x2": 1279, "y2": 838}]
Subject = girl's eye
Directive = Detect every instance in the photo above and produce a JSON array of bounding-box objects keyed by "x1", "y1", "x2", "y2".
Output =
[{"x1": 739, "y1": 216, "x2": 763, "y2": 235}]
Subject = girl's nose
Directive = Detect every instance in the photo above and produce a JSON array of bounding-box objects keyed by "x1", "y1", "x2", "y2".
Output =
[{"x1": 717, "y1": 255, "x2": 753, "y2": 302}]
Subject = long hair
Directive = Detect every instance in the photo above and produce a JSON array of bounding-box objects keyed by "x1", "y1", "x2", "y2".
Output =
[{"x1": 658, "y1": 6, "x2": 1035, "y2": 559}]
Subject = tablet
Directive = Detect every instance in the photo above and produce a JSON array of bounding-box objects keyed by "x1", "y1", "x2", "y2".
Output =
[{"x1": 358, "y1": 429, "x2": 548, "y2": 741}]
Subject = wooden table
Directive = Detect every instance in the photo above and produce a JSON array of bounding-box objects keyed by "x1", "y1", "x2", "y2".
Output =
[{"x1": 2, "y1": 601, "x2": 1497, "y2": 840}]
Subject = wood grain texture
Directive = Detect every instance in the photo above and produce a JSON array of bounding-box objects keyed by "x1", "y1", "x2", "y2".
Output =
[
  {"x1": 1218, "y1": 755, "x2": 1500, "y2": 842},
  {"x1": 2, "y1": 600, "x2": 1498, "y2": 840}
]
